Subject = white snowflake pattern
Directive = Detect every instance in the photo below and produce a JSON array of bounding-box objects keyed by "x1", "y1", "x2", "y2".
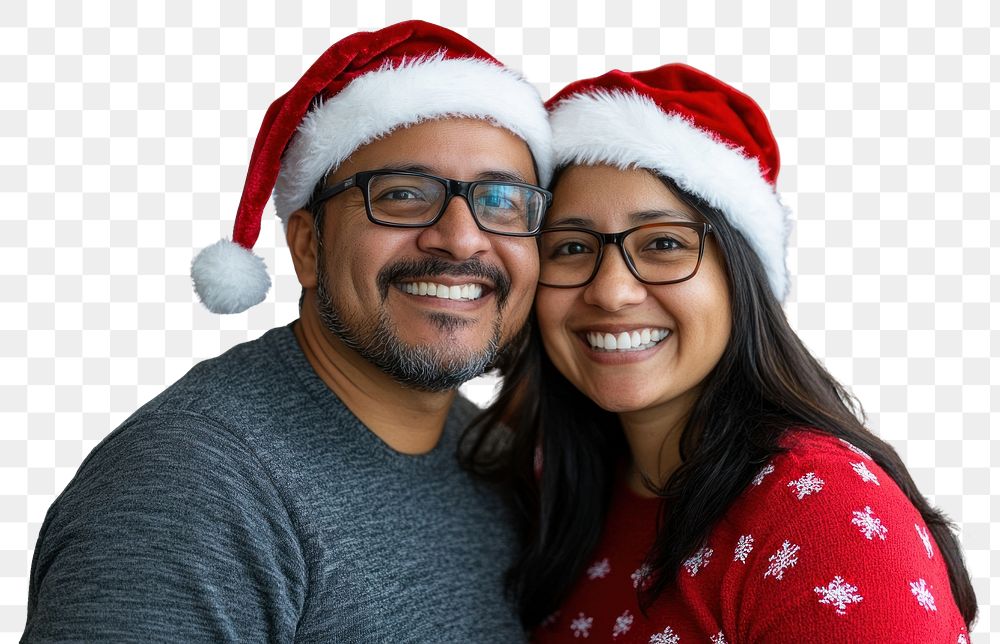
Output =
[
  {"x1": 734, "y1": 534, "x2": 754, "y2": 563},
  {"x1": 570, "y1": 613, "x2": 593, "y2": 638},
  {"x1": 752, "y1": 462, "x2": 775, "y2": 485},
  {"x1": 915, "y1": 524, "x2": 934, "y2": 559},
  {"x1": 587, "y1": 557, "x2": 611, "y2": 580},
  {"x1": 648, "y1": 626, "x2": 680, "y2": 644},
  {"x1": 910, "y1": 578, "x2": 937, "y2": 612},
  {"x1": 839, "y1": 438, "x2": 872, "y2": 460},
  {"x1": 787, "y1": 472, "x2": 825, "y2": 499},
  {"x1": 612, "y1": 610, "x2": 633, "y2": 638},
  {"x1": 764, "y1": 540, "x2": 800, "y2": 580},
  {"x1": 631, "y1": 563, "x2": 651, "y2": 589},
  {"x1": 851, "y1": 506, "x2": 888, "y2": 541},
  {"x1": 958, "y1": 634, "x2": 968, "y2": 644},
  {"x1": 710, "y1": 631, "x2": 728, "y2": 644},
  {"x1": 814, "y1": 575, "x2": 864, "y2": 616},
  {"x1": 850, "y1": 461, "x2": 880, "y2": 485},
  {"x1": 683, "y1": 544, "x2": 714, "y2": 576}
]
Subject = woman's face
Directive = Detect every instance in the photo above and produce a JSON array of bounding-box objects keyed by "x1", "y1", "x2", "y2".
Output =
[{"x1": 535, "y1": 164, "x2": 732, "y2": 420}]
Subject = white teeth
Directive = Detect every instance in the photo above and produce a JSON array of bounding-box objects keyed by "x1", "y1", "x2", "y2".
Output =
[
  {"x1": 400, "y1": 281, "x2": 484, "y2": 301},
  {"x1": 586, "y1": 328, "x2": 670, "y2": 352}
]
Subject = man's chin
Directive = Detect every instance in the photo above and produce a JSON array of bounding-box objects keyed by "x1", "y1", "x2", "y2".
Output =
[
  {"x1": 385, "y1": 348, "x2": 495, "y2": 392},
  {"x1": 394, "y1": 314, "x2": 500, "y2": 347},
  {"x1": 315, "y1": 279, "x2": 504, "y2": 391}
]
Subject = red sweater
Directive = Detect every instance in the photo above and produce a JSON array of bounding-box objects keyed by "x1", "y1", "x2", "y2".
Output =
[{"x1": 533, "y1": 431, "x2": 969, "y2": 643}]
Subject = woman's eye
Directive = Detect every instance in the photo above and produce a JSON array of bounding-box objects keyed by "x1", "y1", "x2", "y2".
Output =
[{"x1": 647, "y1": 236, "x2": 683, "y2": 251}]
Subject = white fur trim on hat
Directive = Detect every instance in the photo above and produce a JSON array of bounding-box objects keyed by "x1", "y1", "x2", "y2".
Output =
[
  {"x1": 274, "y1": 54, "x2": 552, "y2": 221},
  {"x1": 191, "y1": 239, "x2": 271, "y2": 314},
  {"x1": 549, "y1": 90, "x2": 790, "y2": 300}
]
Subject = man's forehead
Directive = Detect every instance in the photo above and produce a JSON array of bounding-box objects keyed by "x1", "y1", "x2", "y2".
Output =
[{"x1": 336, "y1": 118, "x2": 538, "y2": 183}]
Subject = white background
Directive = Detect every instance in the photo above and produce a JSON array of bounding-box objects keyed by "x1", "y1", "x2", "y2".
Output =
[{"x1": 0, "y1": 0, "x2": 996, "y2": 640}]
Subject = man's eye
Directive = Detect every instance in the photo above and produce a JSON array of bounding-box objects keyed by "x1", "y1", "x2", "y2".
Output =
[
  {"x1": 478, "y1": 194, "x2": 514, "y2": 208},
  {"x1": 378, "y1": 189, "x2": 424, "y2": 201}
]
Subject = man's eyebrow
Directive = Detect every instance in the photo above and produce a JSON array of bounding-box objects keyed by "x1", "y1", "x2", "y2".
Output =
[
  {"x1": 477, "y1": 170, "x2": 530, "y2": 183},
  {"x1": 372, "y1": 165, "x2": 529, "y2": 183},
  {"x1": 377, "y1": 163, "x2": 431, "y2": 174}
]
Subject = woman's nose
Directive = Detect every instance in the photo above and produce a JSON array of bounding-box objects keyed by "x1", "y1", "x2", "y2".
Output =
[{"x1": 582, "y1": 245, "x2": 647, "y2": 311}]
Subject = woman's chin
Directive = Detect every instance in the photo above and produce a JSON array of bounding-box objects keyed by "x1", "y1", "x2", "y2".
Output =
[{"x1": 582, "y1": 388, "x2": 660, "y2": 415}]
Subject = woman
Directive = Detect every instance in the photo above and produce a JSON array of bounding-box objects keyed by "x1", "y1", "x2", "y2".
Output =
[{"x1": 465, "y1": 64, "x2": 976, "y2": 642}]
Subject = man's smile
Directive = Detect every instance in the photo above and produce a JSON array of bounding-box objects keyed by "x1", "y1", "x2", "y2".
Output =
[{"x1": 398, "y1": 281, "x2": 486, "y2": 301}]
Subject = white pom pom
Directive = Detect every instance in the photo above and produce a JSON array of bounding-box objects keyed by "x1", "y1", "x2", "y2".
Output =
[{"x1": 191, "y1": 239, "x2": 271, "y2": 314}]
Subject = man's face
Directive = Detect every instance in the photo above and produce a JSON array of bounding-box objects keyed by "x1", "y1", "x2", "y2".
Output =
[{"x1": 311, "y1": 118, "x2": 540, "y2": 391}]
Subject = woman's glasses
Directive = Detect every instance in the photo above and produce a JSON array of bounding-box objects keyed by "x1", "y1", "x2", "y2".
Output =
[{"x1": 538, "y1": 222, "x2": 713, "y2": 288}]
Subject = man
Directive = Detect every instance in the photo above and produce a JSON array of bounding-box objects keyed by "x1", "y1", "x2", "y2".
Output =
[{"x1": 23, "y1": 22, "x2": 551, "y2": 642}]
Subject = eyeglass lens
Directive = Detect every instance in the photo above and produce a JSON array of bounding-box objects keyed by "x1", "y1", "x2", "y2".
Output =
[{"x1": 367, "y1": 173, "x2": 545, "y2": 234}]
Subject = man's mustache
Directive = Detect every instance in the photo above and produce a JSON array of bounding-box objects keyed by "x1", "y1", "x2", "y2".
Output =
[{"x1": 377, "y1": 258, "x2": 512, "y2": 307}]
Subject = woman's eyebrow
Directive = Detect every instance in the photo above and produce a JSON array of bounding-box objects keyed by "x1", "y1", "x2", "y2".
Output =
[
  {"x1": 546, "y1": 210, "x2": 696, "y2": 228},
  {"x1": 632, "y1": 209, "x2": 697, "y2": 223},
  {"x1": 545, "y1": 216, "x2": 594, "y2": 227}
]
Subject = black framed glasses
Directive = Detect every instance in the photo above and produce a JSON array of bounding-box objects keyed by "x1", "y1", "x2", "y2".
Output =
[
  {"x1": 308, "y1": 170, "x2": 552, "y2": 237},
  {"x1": 538, "y1": 222, "x2": 714, "y2": 288}
]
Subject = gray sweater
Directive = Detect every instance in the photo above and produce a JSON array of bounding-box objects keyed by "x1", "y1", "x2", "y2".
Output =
[{"x1": 23, "y1": 325, "x2": 524, "y2": 643}]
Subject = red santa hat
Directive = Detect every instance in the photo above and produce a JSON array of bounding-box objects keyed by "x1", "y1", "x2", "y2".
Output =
[
  {"x1": 546, "y1": 64, "x2": 790, "y2": 300},
  {"x1": 192, "y1": 20, "x2": 552, "y2": 314}
]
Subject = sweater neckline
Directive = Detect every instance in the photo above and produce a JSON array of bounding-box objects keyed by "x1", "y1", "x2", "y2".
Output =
[{"x1": 268, "y1": 323, "x2": 463, "y2": 471}]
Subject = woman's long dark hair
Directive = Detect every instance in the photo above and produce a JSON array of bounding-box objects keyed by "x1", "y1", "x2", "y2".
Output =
[{"x1": 461, "y1": 174, "x2": 977, "y2": 629}]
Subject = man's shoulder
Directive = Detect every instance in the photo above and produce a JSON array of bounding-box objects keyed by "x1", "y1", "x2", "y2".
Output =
[
  {"x1": 62, "y1": 407, "x2": 271, "y2": 510},
  {"x1": 60, "y1": 326, "x2": 306, "y2": 502},
  {"x1": 134, "y1": 325, "x2": 304, "y2": 429},
  {"x1": 26, "y1": 405, "x2": 308, "y2": 642}
]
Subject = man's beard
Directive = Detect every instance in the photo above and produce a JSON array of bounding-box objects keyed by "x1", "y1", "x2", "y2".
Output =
[{"x1": 314, "y1": 250, "x2": 515, "y2": 392}]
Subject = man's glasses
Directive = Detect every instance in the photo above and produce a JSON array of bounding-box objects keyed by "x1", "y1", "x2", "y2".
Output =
[
  {"x1": 538, "y1": 221, "x2": 714, "y2": 288},
  {"x1": 308, "y1": 170, "x2": 552, "y2": 237}
]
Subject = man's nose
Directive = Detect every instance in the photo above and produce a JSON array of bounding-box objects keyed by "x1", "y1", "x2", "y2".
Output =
[{"x1": 415, "y1": 196, "x2": 492, "y2": 261}]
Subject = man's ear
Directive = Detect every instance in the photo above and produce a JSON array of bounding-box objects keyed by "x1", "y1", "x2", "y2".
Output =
[{"x1": 286, "y1": 209, "x2": 319, "y2": 289}]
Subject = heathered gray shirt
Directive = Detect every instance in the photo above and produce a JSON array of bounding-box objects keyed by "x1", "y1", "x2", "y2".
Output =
[{"x1": 23, "y1": 325, "x2": 524, "y2": 643}]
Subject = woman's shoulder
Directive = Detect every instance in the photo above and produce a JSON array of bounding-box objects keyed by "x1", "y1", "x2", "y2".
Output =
[
  {"x1": 708, "y1": 427, "x2": 967, "y2": 642},
  {"x1": 742, "y1": 428, "x2": 892, "y2": 500},
  {"x1": 726, "y1": 427, "x2": 926, "y2": 546},
  {"x1": 776, "y1": 426, "x2": 880, "y2": 467}
]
